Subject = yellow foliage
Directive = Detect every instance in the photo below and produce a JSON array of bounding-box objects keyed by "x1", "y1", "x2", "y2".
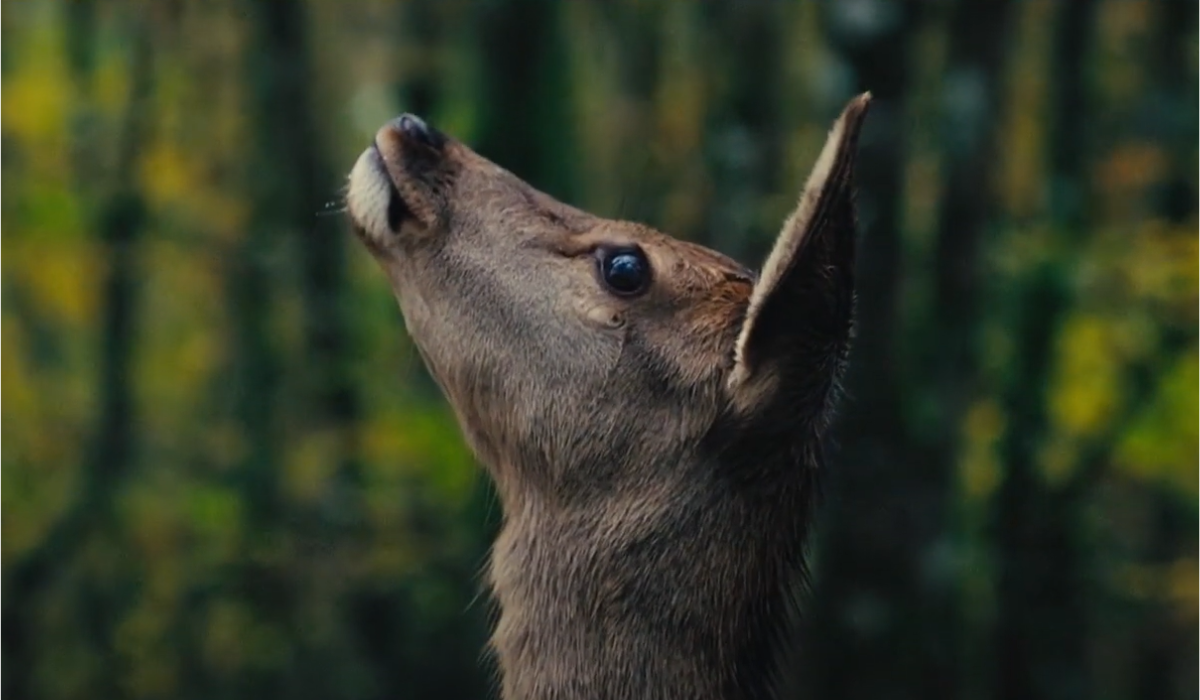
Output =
[
  {"x1": 5, "y1": 240, "x2": 104, "y2": 328},
  {"x1": 1118, "y1": 220, "x2": 1199, "y2": 321},
  {"x1": 284, "y1": 428, "x2": 343, "y2": 504},
  {"x1": 960, "y1": 399, "x2": 1005, "y2": 500},
  {"x1": 1096, "y1": 143, "x2": 1167, "y2": 202},
  {"x1": 992, "y1": 222, "x2": 1057, "y2": 277},
  {"x1": 133, "y1": 242, "x2": 228, "y2": 451},
  {"x1": 185, "y1": 484, "x2": 245, "y2": 566},
  {"x1": 361, "y1": 408, "x2": 411, "y2": 477},
  {"x1": 1049, "y1": 314, "x2": 1122, "y2": 439},
  {"x1": 202, "y1": 600, "x2": 253, "y2": 675},
  {"x1": 1093, "y1": 1, "x2": 1153, "y2": 106},
  {"x1": 654, "y1": 66, "x2": 705, "y2": 162},
  {"x1": 1166, "y1": 559, "x2": 1200, "y2": 622},
  {"x1": 1, "y1": 25, "x2": 70, "y2": 147},
  {"x1": 902, "y1": 153, "x2": 943, "y2": 250},
  {"x1": 114, "y1": 598, "x2": 179, "y2": 699},
  {"x1": 121, "y1": 481, "x2": 185, "y2": 561},
  {"x1": 1115, "y1": 353, "x2": 1200, "y2": 495},
  {"x1": 1, "y1": 241, "x2": 97, "y2": 564},
  {"x1": 140, "y1": 141, "x2": 197, "y2": 208},
  {"x1": 1, "y1": 315, "x2": 37, "y2": 435},
  {"x1": 94, "y1": 39, "x2": 133, "y2": 117},
  {"x1": 366, "y1": 541, "x2": 414, "y2": 581},
  {"x1": 1111, "y1": 557, "x2": 1200, "y2": 624},
  {"x1": 998, "y1": 0, "x2": 1053, "y2": 218},
  {"x1": 204, "y1": 423, "x2": 251, "y2": 471},
  {"x1": 1099, "y1": 0, "x2": 1152, "y2": 38},
  {"x1": 1038, "y1": 435, "x2": 1079, "y2": 487}
]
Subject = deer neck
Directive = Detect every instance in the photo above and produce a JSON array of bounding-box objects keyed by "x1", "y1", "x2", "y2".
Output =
[{"x1": 486, "y1": 451, "x2": 814, "y2": 700}]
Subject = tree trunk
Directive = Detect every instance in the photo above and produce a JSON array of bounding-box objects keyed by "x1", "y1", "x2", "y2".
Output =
[
  {"x1": 992, "y1": 3, "x2": 1099, "y2": 700},
  {"x1": 800, "y1": 3, "x2": 933, "y2": 699},
  {"x1": 397, "y1": 0, "x2": 442, "y2": 119},
  {"x1": 4, "y1": 7, "x2": 156, "y2": 699},
  {"x1": 473, "y1": 0, "x2": 577, "y2": 204},
  {"x1": 912, "y1": 0, "x2": 1016, "y2": 694},
  {"x1": 226, "y1": 1, "x2": 331, "y2": 697},
  {"x1": 698, "y1": 3, "x2": 786, "y2": 263}
]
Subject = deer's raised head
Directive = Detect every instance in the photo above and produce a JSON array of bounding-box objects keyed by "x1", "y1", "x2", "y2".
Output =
[{"x1": 346, "y1": 95, "x2": 871, "y2": 699}]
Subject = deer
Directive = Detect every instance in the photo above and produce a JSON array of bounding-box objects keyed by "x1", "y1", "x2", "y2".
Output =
[{"x1": 344, "y1": 93, "x2": 872, "y2": 700}]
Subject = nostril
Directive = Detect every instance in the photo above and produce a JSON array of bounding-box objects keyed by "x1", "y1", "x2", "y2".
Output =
[
  {"x1": 397, "y1": 113, "x2": 427, "y2": 137},
  {"x1": 393, "y1": 113, "x2": 442, "y2": 150}
]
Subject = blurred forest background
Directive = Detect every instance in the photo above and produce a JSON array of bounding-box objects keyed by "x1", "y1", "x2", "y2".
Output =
[{"x1": 2, "y1": 1, "x2": 1197, "y2": 699}]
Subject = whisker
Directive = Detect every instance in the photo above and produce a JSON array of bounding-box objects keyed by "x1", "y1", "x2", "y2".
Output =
[{"x1": 316, "y1": 196, "x2": 348, "y2": 217}]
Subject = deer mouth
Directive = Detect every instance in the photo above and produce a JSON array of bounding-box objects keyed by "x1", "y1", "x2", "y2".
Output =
[
  {"x1": 346, "y1": 114, "x2": 446, "y2": 244},
  {"x1": 346, "y1": 144, "x2": 412, "y2": 244}
]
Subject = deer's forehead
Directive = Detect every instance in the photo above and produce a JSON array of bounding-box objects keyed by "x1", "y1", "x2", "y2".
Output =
[
  {"x1": 629, "y1": 232, "x2": 755, "y2": 349},
  {"x1": 646, "y1": 237, "x2": 753, "y2": 295}
]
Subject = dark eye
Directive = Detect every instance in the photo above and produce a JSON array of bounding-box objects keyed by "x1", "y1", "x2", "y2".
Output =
[{"x1": 599, "y1": 247, "x2": 651, "y2": 296}]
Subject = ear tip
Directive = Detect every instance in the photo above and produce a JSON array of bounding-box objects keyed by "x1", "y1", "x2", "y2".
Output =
[
  {"x1": 845, "y1": 92, "x2": 873, "y2": 119},
  {"x1": 835, "y1": 92, "x2": 873, "y2": 143}
]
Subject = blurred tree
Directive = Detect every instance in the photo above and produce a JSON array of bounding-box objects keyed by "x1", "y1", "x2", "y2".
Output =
[
  {"x1": 800, "y1": 2, "x2": 936, "y2": 700},
  {"x1": 919, "y1": 0, "x2": 1016, "y2": 693},
  {"x1": 474, "y1": 0, "x2": 579, "y2": 205},
  {"x1": 698, "y1": 2, "x2": 786, "y2": 263},
  {"x1": 5, "y1": 4, "x2": 158, "y2": 699},
  {"x1": 395, "y1": 0, "x2": 442, "y2": 119},
  {"x1": 992, "y1": 3, "x2": 1100, "y2": 699},
  {"x1": 223, "y1": 1, "x2": 368, "y2": 697}
]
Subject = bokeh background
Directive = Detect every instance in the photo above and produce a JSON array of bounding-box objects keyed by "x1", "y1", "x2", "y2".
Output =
[{"x1": 2, "y1": 1, "x2": 1197, "y2": 699}]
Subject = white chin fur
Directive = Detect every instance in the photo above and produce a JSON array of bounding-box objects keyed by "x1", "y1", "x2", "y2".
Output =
[{"x1": 345, "y1": 147, "x2": 394, "y2": 242}]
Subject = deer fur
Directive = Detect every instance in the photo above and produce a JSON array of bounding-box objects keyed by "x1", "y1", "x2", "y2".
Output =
[{"x1": 345, "y1": 93, "x2": 872, "y2": 700}]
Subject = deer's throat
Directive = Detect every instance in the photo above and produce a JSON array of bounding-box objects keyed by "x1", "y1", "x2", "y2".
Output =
[{"x1": 485, "y1": 481, "x2": 802, "y2": 700}]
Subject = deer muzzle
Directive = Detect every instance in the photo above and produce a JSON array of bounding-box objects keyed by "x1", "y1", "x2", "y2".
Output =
[{"x1": 346, "y1": 113, "x2": 452, "y2": 245}]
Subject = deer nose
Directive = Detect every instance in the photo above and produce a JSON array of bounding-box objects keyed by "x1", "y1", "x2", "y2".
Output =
[{"x1": 380, "y1": 113, "x2": 443, "y2": 151}]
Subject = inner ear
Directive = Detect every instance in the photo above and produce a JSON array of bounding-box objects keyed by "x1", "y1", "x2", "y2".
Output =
[{"x1": 727, "y1": 93, "x2": 872, "y2": 415}]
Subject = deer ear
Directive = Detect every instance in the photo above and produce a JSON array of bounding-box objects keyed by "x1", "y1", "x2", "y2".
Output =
[{"x1": 727, "y1": 93, "x2": 872, "y2": 421}]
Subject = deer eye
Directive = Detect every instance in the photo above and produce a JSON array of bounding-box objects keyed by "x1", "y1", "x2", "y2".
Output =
[{"x1": 598, "y1": 247, "x2": 651, "y2": 296}]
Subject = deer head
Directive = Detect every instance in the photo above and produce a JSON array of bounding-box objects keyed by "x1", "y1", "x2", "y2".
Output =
[{"x1": 346, "y1": 94, "x2": 871, "y2": 700}]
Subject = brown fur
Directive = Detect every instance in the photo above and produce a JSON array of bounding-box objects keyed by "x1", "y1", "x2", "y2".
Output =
[{"x1": 345, "y1": 97, "x2": 871, "y2": 700}]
